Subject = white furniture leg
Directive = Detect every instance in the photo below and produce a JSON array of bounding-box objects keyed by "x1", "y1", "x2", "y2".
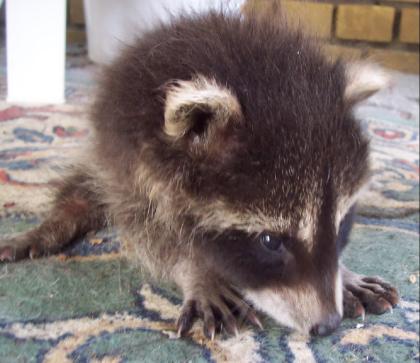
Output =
[{"x1": 6, "y1": 0, "x2": 66, "y2": 103}]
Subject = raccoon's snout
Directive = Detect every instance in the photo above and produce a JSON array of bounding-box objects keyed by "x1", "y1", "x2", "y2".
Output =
[{"x1": 310, "y1": 312, "x2": 342, "y2": 336}]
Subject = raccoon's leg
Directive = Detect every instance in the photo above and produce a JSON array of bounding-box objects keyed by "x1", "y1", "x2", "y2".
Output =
[
  {"x1": 0, "y1": 170, "x2": 106, "y2": 262},
  {"x1": 336, "y1": 205, "x2": 356, "y2": 255},
  {"x1": 337, "y1": 205, "x2": 399, "y2": 318},
  {"x1": 174, "y1": 262, "x2": 263, "y2": 339}
]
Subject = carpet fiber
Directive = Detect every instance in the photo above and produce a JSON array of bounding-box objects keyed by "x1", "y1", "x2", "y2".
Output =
[{"x1": 0, "y1": 63, "x2": 418, "y2": 362}]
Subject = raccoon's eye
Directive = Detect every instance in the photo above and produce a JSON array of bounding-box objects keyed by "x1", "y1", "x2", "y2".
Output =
[{"x1": 259, "y1": 234, "x2": 283, "y2": 251}]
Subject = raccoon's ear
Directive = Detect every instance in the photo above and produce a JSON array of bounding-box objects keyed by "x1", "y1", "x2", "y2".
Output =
[
  {"x1": 163, "y1": 75, "x2": 242, "y2": 140},
  {"x1": 344, "y1": 62, "x2": 390, "y2": 104}
]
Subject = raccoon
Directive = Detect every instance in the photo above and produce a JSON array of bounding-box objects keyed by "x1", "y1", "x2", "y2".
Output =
[{"x1": 0, "y1": 9, "x2": 398, "y2": 338}]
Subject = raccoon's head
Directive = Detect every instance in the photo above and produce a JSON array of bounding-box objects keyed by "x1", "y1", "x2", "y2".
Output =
[{"x1": 160, "y1": 60, "x2": 389, "y2": 335}]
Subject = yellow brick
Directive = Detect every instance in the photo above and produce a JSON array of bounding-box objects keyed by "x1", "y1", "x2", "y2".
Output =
[
  {"x1": 323, "y1": 44, "x2": 363, "y2": 62},
  {"x1": 70, "y1": 0, "x2": 85, "y2": 25},
  {"x1": 283, "y1": 1, "x2": 333, "y2": 39},
  {"x1": 67, "y1": 29, "x2": 86, "y2": 44},
  {"x1": 400, "y1": 8, "x2": 420, "y2": 44},
  {"x1": 336, "y1": 5, "x2": 395, "y2": 43},
  {"x1": 368, "y1": 49, "x2": 419, "y2": 74},
  {"x1": 242, "y1": 0, "x2": 275, "y2": 17},
  {"x1": 383, "y1": 0, "x2": 419, "y2": 3}
]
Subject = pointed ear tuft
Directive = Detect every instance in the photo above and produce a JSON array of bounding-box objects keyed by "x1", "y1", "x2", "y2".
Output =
[
  {"x1": 163, "y1": 75, "x2": 242, "y2": 139},
  {"x1": 344, "y1": 62, "x2": 391, "y2": 104}
]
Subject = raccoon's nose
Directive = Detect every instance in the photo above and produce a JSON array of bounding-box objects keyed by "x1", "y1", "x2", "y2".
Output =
[{"x1": 310, "y1": 313, "x2": 342, "y2": 336}]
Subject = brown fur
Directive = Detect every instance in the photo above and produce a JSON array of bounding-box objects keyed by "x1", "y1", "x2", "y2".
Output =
[{"x1": 0, "y1": 8, "x2": 397, "y2": 337}]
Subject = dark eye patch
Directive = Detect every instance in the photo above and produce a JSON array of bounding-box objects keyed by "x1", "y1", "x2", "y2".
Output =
[{"x1": 197, "y1": 229, "x2": 297, "y2": 289}]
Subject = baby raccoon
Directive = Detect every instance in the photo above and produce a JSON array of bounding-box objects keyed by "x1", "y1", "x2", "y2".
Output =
[{"x1": 0, "y1": 9, "x2": 398, "y2": 338}]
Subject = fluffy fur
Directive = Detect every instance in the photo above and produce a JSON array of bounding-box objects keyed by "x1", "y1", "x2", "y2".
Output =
[{"x1": 0, "y1": 8, "x2": 398, "y2": 337}]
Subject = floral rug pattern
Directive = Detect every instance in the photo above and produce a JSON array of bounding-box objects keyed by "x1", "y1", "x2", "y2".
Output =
[{"x1": 0, "y1": 60, "x2": 418, "y2": 362}]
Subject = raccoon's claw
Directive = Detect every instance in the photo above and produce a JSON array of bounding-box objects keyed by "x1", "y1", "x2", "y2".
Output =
[
  {"x1": 0, "y1": 238, "x2": 44, "y2": 262},
  {"x1": 341, "y1": 266, "x2": 399, "y2": 318},
  {"x1": 0, "y1": 241, "x2": 31, "y2": 262},
  {"x1": 177, "y1": 300, "x2": 197, "y2": 337},
  {"x1": 343, "y1": 289, "x2": 365, "y2": 319},
  {"x1": 176, "y1": 297, "x2": 239, "y2": 339},
  {"x1": 176, "y1": 285, "x2": 261, "y2": 339},
  {"x1": 0, "y1": 246, "x2": 15, "y2": 262}
]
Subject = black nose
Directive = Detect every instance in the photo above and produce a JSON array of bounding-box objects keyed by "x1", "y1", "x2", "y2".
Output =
[{"x1": 310, "y1": 313, "x2": 342, "y2": 336}]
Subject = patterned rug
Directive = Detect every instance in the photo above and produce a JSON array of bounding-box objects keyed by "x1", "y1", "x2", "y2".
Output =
[{"x1": 0, "y1": 55, "x2": 418, "y2": 362}]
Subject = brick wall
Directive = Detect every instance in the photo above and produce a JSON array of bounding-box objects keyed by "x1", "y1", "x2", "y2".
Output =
[
  {"x1": 67, "y1": 0, "x2": 419, "y2": 74},
  {"x1": 67, "y1": 0, "x2": 86, "y2": 45},
  {"x1": 246, "y1": 0, "x2": 419, "y2": 73}
]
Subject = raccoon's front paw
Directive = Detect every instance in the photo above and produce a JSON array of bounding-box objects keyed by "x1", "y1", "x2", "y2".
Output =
[
  {"x1": 341, "y1": 265, "x2": 399, "y2": 319},
  {"x1": 176, "y1": 283, "x2": 262, "y2": 339}
]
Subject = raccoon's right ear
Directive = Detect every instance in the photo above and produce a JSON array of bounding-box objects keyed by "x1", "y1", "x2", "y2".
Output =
[
  {"x1": 344, "y1": 61, "x2": 390, "y2": 104},
  {"x1": 163, "y1": 75, "x2": 242, "y2": 144}
]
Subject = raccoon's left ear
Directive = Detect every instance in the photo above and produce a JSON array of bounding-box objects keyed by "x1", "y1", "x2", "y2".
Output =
[
  {"x1": 163, "y1": 75, "x2": 242, "y2": 142},
  {"x1": 344, "y1": 62, "x2": 390, "y2": 104}
]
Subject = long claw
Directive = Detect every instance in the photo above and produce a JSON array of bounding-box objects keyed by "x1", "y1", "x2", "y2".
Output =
[
  {"x1": 176, "y1": 300, "x2": 196, "y2": 337},
  {"x1": 245, "y1": 309, "x2": 263, "y2": 330},
  {"x1": 360, "y1": 309, "x2": 365, "y2": 322},
  {"x1": 203, "y1": 311, "x2": 216, "y2": 340},
  {"x1": 204, "y1": 324, "x2": 216, "y2": 340},
  {"x1": 376, "y1": 297, "x2": 393, "y2": 314}
]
